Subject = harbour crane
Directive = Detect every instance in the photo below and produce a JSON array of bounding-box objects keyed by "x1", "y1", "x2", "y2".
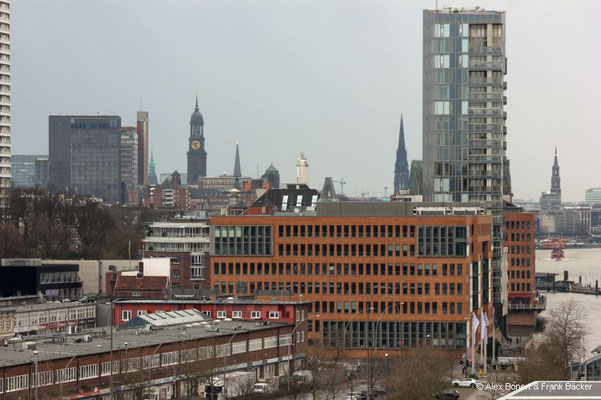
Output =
[{"x1": 333, "y1": 178, "x2": 347, "y2": 196}]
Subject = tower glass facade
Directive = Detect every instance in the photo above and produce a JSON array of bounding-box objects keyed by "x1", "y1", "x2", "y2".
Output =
[
  {"x1": 49, "y1": 115, "x2": 122, "y2": 203},
  {"x1": 0, "y1": 0, "x2": 9, "y2": 210},
  {"x1": 136, "y1": 111, "x2": 149, "y2": 186},
  {"x1": 422, "y1": 8, "x2": 507, "y2": 307}
]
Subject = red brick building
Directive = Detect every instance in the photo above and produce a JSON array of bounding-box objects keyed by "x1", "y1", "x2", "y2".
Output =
[
  {"x1": 113, "y1": 275, "x2": 169, "y2": 299},
  {"x1": 504, "y1": 211, "x2": 536, "y2": 305},
  {"x1": 112, "y1": 299, "x2": 309, "y2": 326},
  {"x1": 209, "y1": 201, "x2": 494, "y2": 355},
  {"x1": 0, "y1": 312, "x2": 307, "y2": 400}
]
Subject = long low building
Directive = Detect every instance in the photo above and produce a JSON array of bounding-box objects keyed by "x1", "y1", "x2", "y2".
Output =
[
  {"x1": 0, "y1": 310, "x2": 307, "y2": 400},
  {"x1": 0, "y1": 300, "x2": 96, "y2": 338}
]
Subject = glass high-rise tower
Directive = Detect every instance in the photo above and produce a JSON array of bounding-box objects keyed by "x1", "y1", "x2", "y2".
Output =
[
  {"x1": 422, "y1": 7, "x2": 508, "y2": 312},
  {"x1": 0, "y1": 0, "x2": 9, "y2": 211}
]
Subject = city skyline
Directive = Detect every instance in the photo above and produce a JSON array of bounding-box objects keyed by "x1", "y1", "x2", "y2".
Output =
[{"x1": 9, "y1": 0, "x2": 601, "y2": 202}]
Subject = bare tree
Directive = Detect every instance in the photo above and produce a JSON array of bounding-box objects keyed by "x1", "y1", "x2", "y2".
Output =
[
  {"x1": 386, "y1": 348, "x2": 452, "y2": 400},
  {"x1": 517, "y1": 299, "x2": 586, "y2": 382}
]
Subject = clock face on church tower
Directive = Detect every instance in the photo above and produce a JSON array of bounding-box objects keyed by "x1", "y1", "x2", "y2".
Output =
[{"x1": 191, "y1": 140, "x2": 201, "y2": 150}]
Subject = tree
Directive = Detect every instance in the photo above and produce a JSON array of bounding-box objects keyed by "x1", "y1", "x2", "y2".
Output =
[
  {"x1": 385, "y1": 348, "x2": 452, "y2": 400},
  {"x1": 517, "y1": 299, "x2": 586, "y2": 382},
  {"x1": 0, "y1": 222, "x2": 24, "y2": 258}
]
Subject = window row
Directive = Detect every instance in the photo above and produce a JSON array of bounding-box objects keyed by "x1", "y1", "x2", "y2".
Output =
[
  {"x1": 308, "y1": 300, "x2": 464, "y2": 319},
  {"x1": 214, "y1": 262, "x2": 463, "y2": 277},
  {"x1": 278, "y1": 224, "x2": 416, "y2": 239},
  {"x1": 505, "y1": 220, "x2": 531, "y2": 230},
  {"x1": 510, "y1": 257, "x2": 532, "y2": 267},
  {"x1": 509, "y1": 270, "x2": 531, "y2": 280},
  {"x1": 215, "y1": 280, "x2": 464, "y2": 298},
  {"x1": 510, "y1": 283, "x2": 532, "y2": 292},
  {"x1": 277, "y1": 242, "x2": 419, "y2": 258}
]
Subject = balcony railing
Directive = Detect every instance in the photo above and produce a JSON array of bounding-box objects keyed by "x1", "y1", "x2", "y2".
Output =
[
  {"x1": 469, "y1": 61, "x2": 504, "y2": 71},
  {"x1": 469, "y1": 77, "x2": 503, "y2": 86},
  {"x1": 469, "y1": 108, "x2": 502, "y2": 117},
  {"x1": 468, "y1": 93, "x2": 503, "y2": 101},
  {"x1": 469, "y1": 46, "x2": 503, "y2": 55}
]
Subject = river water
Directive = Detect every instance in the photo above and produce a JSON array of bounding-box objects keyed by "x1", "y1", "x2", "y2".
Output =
[{"x1": 535, "y1": 248, "x2": 601, "y2": 355}]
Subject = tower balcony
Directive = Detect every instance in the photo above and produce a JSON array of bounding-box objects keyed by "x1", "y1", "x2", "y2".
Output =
[
  {"x1": 469, "y1": 61, "x2": 504, "y2": 71},
  {"x1": 468, "y1": 93, "x2": 503, "y2": 102},
  {"x1": 468, "y1": 46, "x2": 503, "y2": 55}
]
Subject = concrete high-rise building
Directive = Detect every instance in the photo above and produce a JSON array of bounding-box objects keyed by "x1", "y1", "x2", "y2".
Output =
[
  {"x1": 34, "y1": 156, "x2": 49, "y2": 188},
  {"x1": 49, "y1": 115, "x2": 122, "y2": 202},
  {"x1": 539, "y1": 147, "x2": 562, "y2": 209},
  {"x1": 11, "y1": 155, "x2": 45, "y2": 187},
  {"x1": 120, "y1": 127, "x2": 138, "y2": 191},
  {"x1": 0, "y1": 0, "x2": 9, "y2": 210},
  {"x1": 296, "y1": 153, "x2": 309, "y2": 186},
  {"x1": 136, "y1": 111, "x2": 149, "y2": 186},
  {"x1": 393, "y1": 115, "x2": 409, "y2": 194},
  {"x1": 422, "y1": 8, "x2": 507, "y2": 310},
  {"x1": 187, "y1": 95, "x2": 207, "y2": 185}
]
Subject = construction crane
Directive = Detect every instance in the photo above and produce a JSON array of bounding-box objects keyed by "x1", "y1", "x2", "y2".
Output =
[{"x1": 333, "y1": 178, "x2": 347, "y2": 196}]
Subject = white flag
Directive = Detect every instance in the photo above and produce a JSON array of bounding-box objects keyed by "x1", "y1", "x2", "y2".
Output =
[
  {"x1": 481, "y1": 310, "x2": 488, "y2": 341},
  {"x1": 472, "y1": 312, "x2": 480, "y2": 340}
]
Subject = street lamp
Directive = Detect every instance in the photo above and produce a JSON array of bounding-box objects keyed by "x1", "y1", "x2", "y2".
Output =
[
  {"x1": 32, "y1": 350, "x2": 39, "y2": 400},
  {"x1": 342, "y1": 307, "x2": 374, "y2": 350},
  {"x1": 287, "y1": 319, "x2": 306, "y2": 392},
  {"x1": 222, "y1": 328, "x2": 247, "y2": 400}
]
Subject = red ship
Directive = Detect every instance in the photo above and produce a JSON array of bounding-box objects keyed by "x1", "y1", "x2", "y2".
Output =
[{"x1": 551, "y1": 246, "x2": 565, "y2": 260}]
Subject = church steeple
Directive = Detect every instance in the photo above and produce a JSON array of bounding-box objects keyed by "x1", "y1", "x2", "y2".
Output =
[
  {"x1": 551, "y1": 146, "x2": 561, "y2": 195},
  {"x1": 187, "y1": 95, "x2": 207, "y2": 184},
  {"x1": 233, "y1": 142, "x2": 242, "y2": 177},
  {"x1": 394, "y1": 115, "x2": 410, "y2": 194},
  {"x1": 148, "y1": 149, "x2": 158, "y2": 185}
]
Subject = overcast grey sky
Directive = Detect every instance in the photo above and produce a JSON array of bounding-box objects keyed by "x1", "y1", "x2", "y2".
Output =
[{"x1": 11, "y1": 0, "x2": 601, "y2": 202}]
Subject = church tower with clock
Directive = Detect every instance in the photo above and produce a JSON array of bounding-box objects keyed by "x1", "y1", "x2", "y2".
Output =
[{"x1": 187, "y1": 94, "x2": 207, "y2": 184}]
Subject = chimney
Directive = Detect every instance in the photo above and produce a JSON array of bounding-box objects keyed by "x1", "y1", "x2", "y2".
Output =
[{"x1": 137, "y1": 261, "x2": 144, "y2": 279}]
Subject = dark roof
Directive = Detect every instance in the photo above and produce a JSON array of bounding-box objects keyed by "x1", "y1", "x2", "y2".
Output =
[
  {"x1": 114, "y1": 275, "x2": 168, "y2": 292},
  {"x1": 250, "y1": 184, "x2": 320, "y2": 212}
]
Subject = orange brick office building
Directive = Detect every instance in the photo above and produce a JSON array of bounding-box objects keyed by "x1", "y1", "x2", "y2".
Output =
[
  {"x1": 504, "y1": 210, "x2": 535, "y2": 306},
  {"x1": 209, "y1": 202, "x2": 494, "y2": 353}
]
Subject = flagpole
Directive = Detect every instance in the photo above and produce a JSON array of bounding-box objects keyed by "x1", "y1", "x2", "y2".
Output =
[
  {"x1": 492, "y1": 306, "x2": 496, "y2": 366},
  {"x1": 480, "y1": 309, "x2": 484, "y2": 374},
  {"x1": 471, "y1": 313, "x2": 477, "y2": 376}
]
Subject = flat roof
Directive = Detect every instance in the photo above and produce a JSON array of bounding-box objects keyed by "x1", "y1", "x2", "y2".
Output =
[
  {"x1": 0, "y1": 319, "x2": 290, "y2": 368},
  {"x1": 113, "y1": 299, "x2": 310, "y2": 305},
  {"x1": 0, "y1": 301, "x2": 93, "y2": 314}
]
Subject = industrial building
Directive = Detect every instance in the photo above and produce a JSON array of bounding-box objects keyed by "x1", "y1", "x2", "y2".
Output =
[{"x1": 0, "y1": 310, "x2": 307, "y2": 400}]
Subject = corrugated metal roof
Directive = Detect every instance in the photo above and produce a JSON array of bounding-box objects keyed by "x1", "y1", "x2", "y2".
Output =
[{"x1": 138, "y1": 308, "x2": 209, "y2": 327}]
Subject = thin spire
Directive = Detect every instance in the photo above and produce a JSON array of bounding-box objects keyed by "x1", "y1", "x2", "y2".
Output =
[
  {"x1": 195, "y1": 92, "x2": 199, "y2": 111},
  {"x1": 394, "y1": 114, "x2": 409, "y2": 194},
  {"x1": 233, "y1": 142, "x2": 242, "y2": 177}
]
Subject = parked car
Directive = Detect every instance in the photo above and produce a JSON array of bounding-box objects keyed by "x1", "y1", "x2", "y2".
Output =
[
  {"x1": 372, "y1": 384, "x2": 387, "y2": 395},
  {"x1": 433, "y1": 389, "x2": 461, "y2": 399},
  {"x1": 252, "y1": 382, "x2": 272, "y2": 393},
  {"x1": 452, "y1": 378, "x2": 478, "y2": 388},
  {"x1": 346, "y1": 390, "x2": 368, "y2": 400}
]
